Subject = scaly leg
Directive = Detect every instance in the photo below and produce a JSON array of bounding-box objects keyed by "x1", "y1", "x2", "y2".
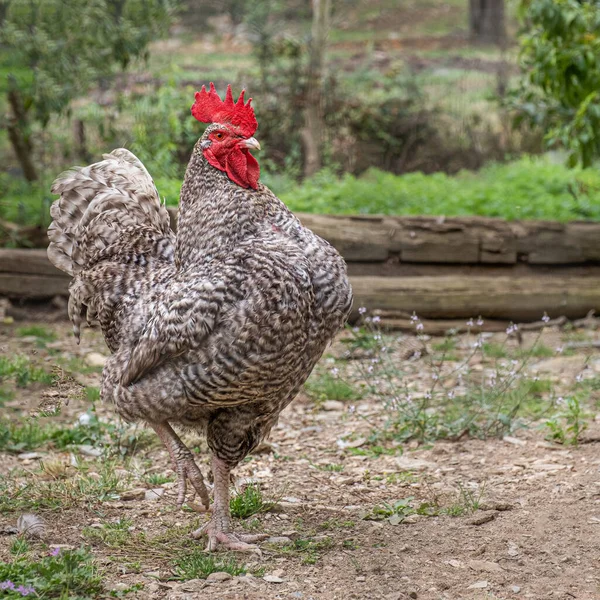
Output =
[
  {"x1": 191, "y1": 455, "x2": 268, "y2": 552},
  {"x1": 148, "y1": 421, "x2": 210, "y2": 510}
]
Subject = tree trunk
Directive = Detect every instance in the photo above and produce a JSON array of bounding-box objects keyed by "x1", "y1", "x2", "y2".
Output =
[
  {"x1": 469, "y1": 0, "x2": 505, "y2": 45},
  {"x1": 73, "y1": 119, "x2": 91, "y2": 163},
  {"x1": 302, "y1": 0, "x2": 331, "y2": 178},
  {"x1": 6, "y1": 84, "x2": 38, "y2": 182}
]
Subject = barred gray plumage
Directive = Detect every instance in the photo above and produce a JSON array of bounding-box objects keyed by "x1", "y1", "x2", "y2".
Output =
[{"x1": 48, "y1": 112, "x2": 352, "y2": 551}]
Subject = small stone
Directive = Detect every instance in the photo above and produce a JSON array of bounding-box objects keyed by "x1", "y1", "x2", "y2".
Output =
[
  {"x1": 479, "y1": 502, "x2": 513, "y2": 512},
  {"x1": 468, "y1": 511, "x2": 498, "y2": 526},
  {"x1": 0, "y1": 526, "x2": 18, "y2": 535},
  {"x1": 503, "y1": 436, "x2": 526, "y2": 446},
  {"x1": 267, "y1": 536, "x2": 292, "y2": 545},
  {"x1": 145, "y1": 488, "x2": 165, "y2": 501},
  {"x1": 145, "y1": 571, "x2": 161, "y2": 579},
  {"x1": 346, "y1": 437, "x2": 367, "y2": 448},
  {"x1": 322, "y1": 400, "x2": 344, "y2": 411},
  {"x1": 206, "y1": 572, "x2": 232, "y2": 582},
  {"x1": 395, "y1": 456, "x2": 436, "y2": 471},
  {"x1": 77, "y1": 445, "x2": 102, "y2": 457},
  {"x1": 467, "y1": 580, "x2": 488, "y2": 589},
  {"x1": 16, "y1": 514, "x2": 45, "y2": 539},
  {"x1": 85, "y1": 352, "x2": 107, "y2": 367},
  {"x1": 356, "y1": 576, "x2": 366, "y2": 582},
  {"x1": 445, "y1": 559, "x2": 464, "y2": 568},
  {"x1": 388, "y1": 514, "x2": 402, "y2": 526},
  {"x1": 112, "y1": 583, "x2": 129, "y2": 592},
  {"x1": 264, "y1": 575, "x2": 284, "y2": 583},
  {"x1": 282, "y1": 530, "x2": 298, "y2": 538},
  {"x1": 18, "y1": 452, "x2": 41, "y2": 460},
  {"x1": 468, "y1": 560, "x2": 503, "y2": 573},
  {"x1": 49, "y1": 544, "x2": 74, "y2": 551},
  {"x1": 403, "y1": 514, "x2": 425, "y2": 524},
  {"x1": 120, "y1": 488, "x2": 146, "y2": 501},
  {"x1": 408, "y1": 592, "x2": 418, "y2": 599},
  {"x1": 511, "y1": 585, "x2": 521, "y2": 593},
  {"x1": 271, "y1": 569, "x2": 285, "y2": 578}
]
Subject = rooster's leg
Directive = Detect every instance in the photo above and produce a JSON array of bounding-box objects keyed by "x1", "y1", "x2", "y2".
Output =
[
  {"x1": 148, "y1": 421, "x2": 210, "y2": 510},
  {"x1": 191, "y1": 455, "x2": 268, "y2": 552}
]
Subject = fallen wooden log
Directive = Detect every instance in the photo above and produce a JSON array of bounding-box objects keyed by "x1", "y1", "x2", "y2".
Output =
[
  {"x1": 350, "y1": 275, "x2": 600, "y2": 321},
  {"x1": 0, "y1": 274, "x2": 69, "y2": 298}
]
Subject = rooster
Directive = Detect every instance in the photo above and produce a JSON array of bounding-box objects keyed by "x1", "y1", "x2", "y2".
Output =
[{"x1": 47, "y1": 83, "x2": 352, "y2": 551}]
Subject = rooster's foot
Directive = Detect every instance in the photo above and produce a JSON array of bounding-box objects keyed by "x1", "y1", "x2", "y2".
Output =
[
  {"x1": 147, "y1": 421, "x2": 211, "y2": 510},
  {"x1": 191, "y1": 521, "x2": 268, "y2": 553},
  {"x1": 175, "y1": 455, "x2": 211, "y2": 510}
]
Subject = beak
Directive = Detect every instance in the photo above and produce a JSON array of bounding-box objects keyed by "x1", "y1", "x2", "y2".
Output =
[{"x1": 239, "y1": 137, "x2": 261, "y2": 151}]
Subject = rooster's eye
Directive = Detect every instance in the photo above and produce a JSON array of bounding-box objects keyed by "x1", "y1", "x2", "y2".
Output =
[{"x1": 215, "y1": 132, "x2": 224, "y2": 139}]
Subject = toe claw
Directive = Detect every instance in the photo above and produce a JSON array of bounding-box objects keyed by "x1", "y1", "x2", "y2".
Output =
[{"x1": 192, "y1": 522, "x2": 267, "y2": 553}]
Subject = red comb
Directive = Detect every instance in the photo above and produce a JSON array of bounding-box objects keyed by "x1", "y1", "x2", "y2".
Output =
[{"x1": 191, "y1": 83, "x2": 257, "y2": 137}]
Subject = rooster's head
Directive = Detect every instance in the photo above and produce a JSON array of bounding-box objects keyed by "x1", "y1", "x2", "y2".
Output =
[{"x1": 191, "y1": 83, "x2": 260, "y2": 190}]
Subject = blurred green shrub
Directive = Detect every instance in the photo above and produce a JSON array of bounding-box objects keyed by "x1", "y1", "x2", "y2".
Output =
[
  {"x1": 81, "y1": 85, "x2": 199, "y2": 180},
  {"x1": 510, "y1": 0, "x2": 600, "y2": 167},
  {"x1": 1, "y1": 0, "x2": 177, "y2": 180}
]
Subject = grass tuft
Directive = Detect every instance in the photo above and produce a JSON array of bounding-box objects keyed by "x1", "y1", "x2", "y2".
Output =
[
  {"x1": 230, "y1": 484, "x2": 275, "y2": 520},
  {"x1": 172, "y1": 550, "x2": 246, "y2": 581}
]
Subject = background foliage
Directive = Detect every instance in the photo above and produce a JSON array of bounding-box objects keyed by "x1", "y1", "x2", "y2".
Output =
[
  {"x1": 511, "y1": 0, "x2": 600, "y2": 167},
  {"x1": 1, "y1": 0, "x2": 600, "y2": 244}
]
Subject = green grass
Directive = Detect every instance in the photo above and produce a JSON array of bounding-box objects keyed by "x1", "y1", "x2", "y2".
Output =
[
  {"x1": 16, "y1": 325, "x2": 56, "y2": 342},
  {"x1": 0, "y1": 413, "x2": 111, "y2": 454},
  {"x1": 0, "y1": 544, "x2": 103, "y2": 598},
  {"x1": 305, "y1": 372, "x2": 362, "y2": 402},
  {"x1": 229, "y1": 484, "x2": 274, "y2": 520},
  {"x1": 143, "y1": 472, "x2": 175, "y2": 486},
  {"x1": 279, "y1": 537, "x2": 334, "y2": 565},
  {"x1": 0, "y1": 387, "x2": 14, "y2": 406},
  {"x1": 0, "y1": 462, "x2": 125, "y2": 513},
  {"x1": 83, "y1": 519, "x2": 133, "y2": 548},
  {"x1": 483, "y1": 342, "x2": 509, "y2": 359},
  {"x1": 6, "y1": 155, "x2": 600, "y2": 238},
  {"x1": 172, "y1": 550, "x2": 246, "y2": 581},
  {"x1": 0, "y1": 355, "x2": 53, "y2": 387},
  {"x1": 162, "y1": 156, "x2": 600, "y2": 222},
  {"x1": 279, "y1": 157, "x2": 600, "y2": 222},
  {"x1": 0, "y1": 421, "x2": 52, "y2": 453}
]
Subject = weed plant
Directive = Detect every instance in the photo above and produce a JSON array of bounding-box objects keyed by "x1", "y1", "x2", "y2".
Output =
[{"x1": 335, "y1": 311, "x2": 592, "y2": 444}]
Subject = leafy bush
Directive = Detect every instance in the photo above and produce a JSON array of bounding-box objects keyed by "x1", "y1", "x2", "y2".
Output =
[{"x1": 511, "y1": 0, "x2": 600, "y2": 167}]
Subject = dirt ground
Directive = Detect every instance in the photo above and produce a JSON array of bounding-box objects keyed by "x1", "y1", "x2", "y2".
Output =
[{"x1": 1, "y1": 317, "x2": 599, "y2": 600}]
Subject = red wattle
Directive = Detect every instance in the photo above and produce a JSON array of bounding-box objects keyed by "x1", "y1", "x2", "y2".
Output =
[{"x1": 202, "y1": 146, "x2": 259, "y2": 190}]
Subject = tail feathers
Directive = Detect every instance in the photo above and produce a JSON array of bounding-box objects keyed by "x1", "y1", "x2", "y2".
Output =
[{"x1": 47, "y1": 149, "x2": 172, "y2": 276}]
